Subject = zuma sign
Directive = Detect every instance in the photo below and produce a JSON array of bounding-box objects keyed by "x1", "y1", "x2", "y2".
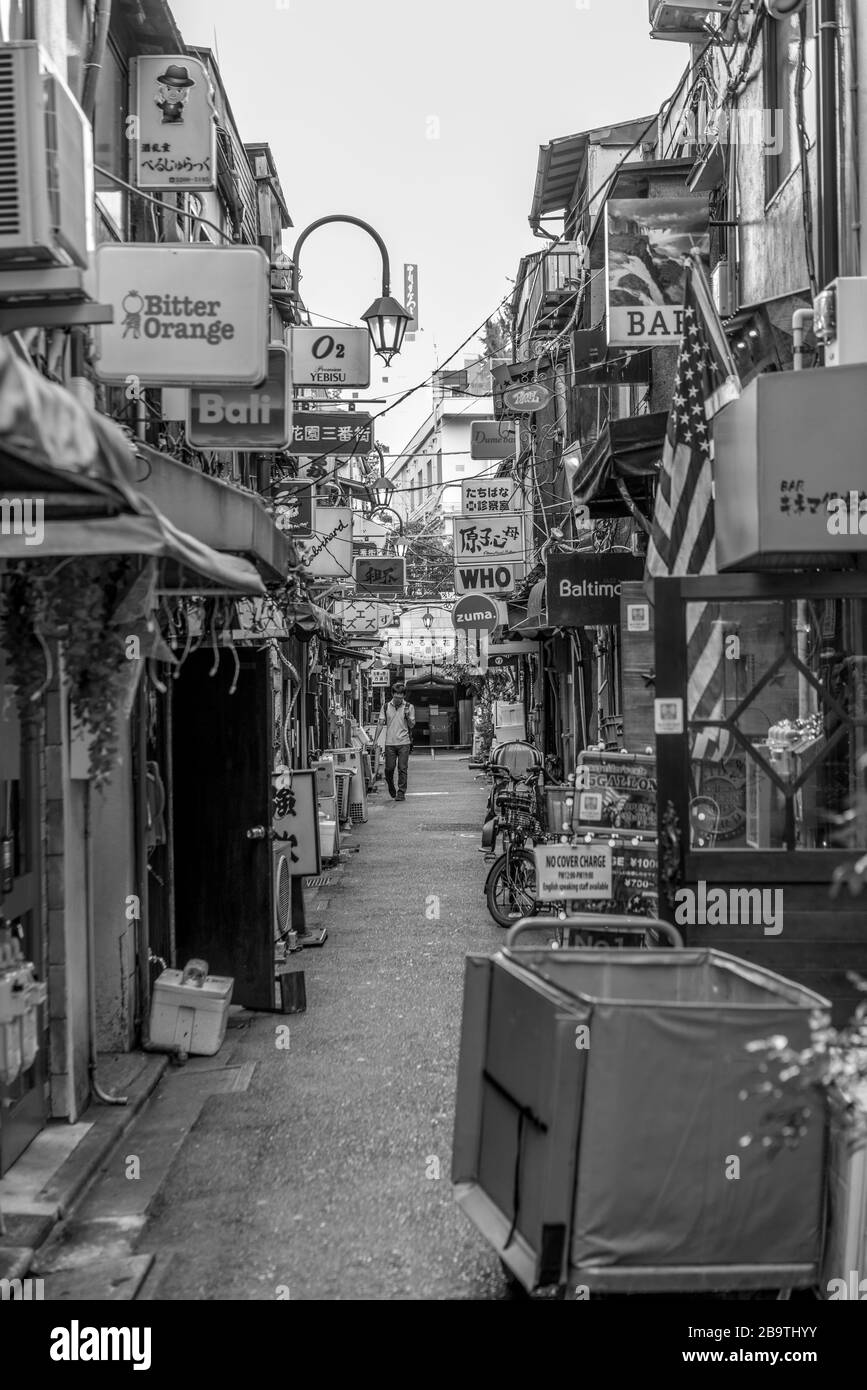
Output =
[
  {"x1": 95, "y1": 244, "x2": 269, "y2": 385},
  {"x1": 546, "y1": 553, "x2": 644, "y2": 627},
  {"x1": 187, "y1": 346, "x2": 290, "y2": 448}
]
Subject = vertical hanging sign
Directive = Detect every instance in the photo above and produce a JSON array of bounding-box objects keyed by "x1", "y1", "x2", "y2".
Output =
[
  {"x1": 133, "y1": 55, "x2": 217, "y2": 190},
  {"x1": 403, "y1": 264, "x2": 419, "y2": 335}
]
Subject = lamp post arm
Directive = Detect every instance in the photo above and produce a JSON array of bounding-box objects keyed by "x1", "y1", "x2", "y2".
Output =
[{"x1": 291, "y1": 214, "x2": 392, "y2": 303}]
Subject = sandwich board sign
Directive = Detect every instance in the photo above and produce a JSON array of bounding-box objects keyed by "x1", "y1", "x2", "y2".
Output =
[
  {"x1": 290, "y1": 328, "x2": 370, "y2": 389},
  {"x1": 454, "y1": 561, "x2": 519, "y2": 596}
]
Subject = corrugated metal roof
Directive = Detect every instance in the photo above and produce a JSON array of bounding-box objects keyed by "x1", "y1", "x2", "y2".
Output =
[{"x1": 528, "y1": 117, "x2": 656, "y2": 229}]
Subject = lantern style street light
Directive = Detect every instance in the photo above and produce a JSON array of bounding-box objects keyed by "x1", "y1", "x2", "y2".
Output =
[
  {"x1": 290, "y1": 214, "x2": 412, "y2": 366},
  {"x1": 422, "y1": 608, "x2": 434, "y2": 630}
]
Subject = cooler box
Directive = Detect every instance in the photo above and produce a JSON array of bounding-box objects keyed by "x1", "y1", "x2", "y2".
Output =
[{"x1": 149, "y1": 969, "x2": 234, "y2": 1056}]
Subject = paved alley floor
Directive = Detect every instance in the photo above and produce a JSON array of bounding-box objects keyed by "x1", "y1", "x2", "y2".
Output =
[{"x1": 134, "y1": 751, "x2": 509, "y2": 1300}]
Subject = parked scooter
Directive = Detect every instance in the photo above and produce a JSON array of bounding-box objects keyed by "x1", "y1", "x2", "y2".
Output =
[{"x1": 479, "y1": 741, "x2": 545, "y2": 858}]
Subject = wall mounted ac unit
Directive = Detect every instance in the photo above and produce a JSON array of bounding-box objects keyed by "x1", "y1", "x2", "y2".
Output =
[
  {"x1": 0, "y1": 42, "x2": 92, "y2": 269},
  {"x1": 813, "y1": 278, "x2": 867, "y2": 367},
  {"x1": 649, "y1": 1, "x2": 733, "y2": 43},
  {"x1": 712, "y1": 258, "x2": 737, "y2": 317}
]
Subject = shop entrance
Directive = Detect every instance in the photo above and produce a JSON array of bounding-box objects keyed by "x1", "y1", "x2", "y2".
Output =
[
  {"x1": 0, "y1": 701, "x2": 46, "y2": 1175},
  {"x1": 171, "y1": 648, "x2": 276, "y2": 1010},
  {"x1": 655, "y1": 572, "x2": 867, "y2": 1024}
]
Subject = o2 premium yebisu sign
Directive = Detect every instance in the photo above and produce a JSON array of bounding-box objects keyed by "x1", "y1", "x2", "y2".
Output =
[{"x1": 94, "y1": 244, "x2": 269, "y2": 386}]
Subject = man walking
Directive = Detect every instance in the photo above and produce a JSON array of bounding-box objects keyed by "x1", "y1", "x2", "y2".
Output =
[{"x1": 378, "y1": 682, "x2": 415, "y2": 802}]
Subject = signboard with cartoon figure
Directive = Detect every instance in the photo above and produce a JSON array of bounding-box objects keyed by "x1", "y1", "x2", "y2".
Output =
[{"x1": 134, "y1": 56, "x2": 217, "y2": 190}]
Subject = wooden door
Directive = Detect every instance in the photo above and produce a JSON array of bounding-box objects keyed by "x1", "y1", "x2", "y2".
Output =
[
  {"x1": 0, "y1": 706, "x2": 46, "y2": 1176},
  {"x1": 171, "y1": 648, "x2": 274, "y2": 1010},
  {"x1": 655, "y1": 573, "x2": 867, "y2": 1024}
]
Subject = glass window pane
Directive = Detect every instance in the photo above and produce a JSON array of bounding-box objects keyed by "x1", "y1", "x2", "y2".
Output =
[{"x1": 687, "y1": 597, "x2": 867, "y2": 849}]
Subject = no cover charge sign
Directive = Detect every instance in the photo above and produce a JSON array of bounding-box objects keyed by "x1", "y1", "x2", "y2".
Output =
[{"x1": 534, "y1": 844, "x2": 613, "y2": 901}]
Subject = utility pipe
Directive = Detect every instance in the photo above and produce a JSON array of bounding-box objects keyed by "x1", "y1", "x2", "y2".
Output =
[
  {"x1": 816, "y1": 0, "x2": 841, "y2": 288},
  {"x1": 81, "y1": 0, "x2": 113, "y2": 124},
  {"x1": 793, "y1": 306, "x2": 816, "y2": 722}
]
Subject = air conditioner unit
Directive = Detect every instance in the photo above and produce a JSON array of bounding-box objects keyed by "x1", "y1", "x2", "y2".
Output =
[
  {"x1": 649, "y1": 1, "x2": 733, "y2": 42},
  {"x1": 813, "y1": 278, "x2": 867, "y2": 367},
  {"x1": 0, "y1": 42, "x2": 93, "y2": 270},
  {"x1": 712, "y1": 258, "x2": 736, "y2": 317}
]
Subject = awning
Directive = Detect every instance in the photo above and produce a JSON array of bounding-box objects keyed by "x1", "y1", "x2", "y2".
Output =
[
  {"x1": 133, "y1": 444, "x2": 296, "y2": 583},
  {"x1": 529, "y1": 117, "x2": 655, "y2": 230},
  {"x1": 574, "y1": 413, "x2": 667, "y2": 504},
  {"x1": 0, "y1": 335, "x2": 142, "y2": 514},
  {"x1": 0, "y1": 336, "x2": 265, "y2": 594},
  {"x1": 507, "y1": 579, "x2": 549, "y2": 638},
  {"x1": 326, "y1": 643, "x2": 370, "y2": 663},
  {"x1": 0, "y1": 510, "x2": 264, "y2": 594},
  {"x1": 291, "y1": 599, "x2": 336, "y2": 640}
]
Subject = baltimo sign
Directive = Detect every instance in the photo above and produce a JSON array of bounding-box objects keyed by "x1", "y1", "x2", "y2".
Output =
[{"x1": 546, "y1": 552, "x2": 644, "y2": 626}]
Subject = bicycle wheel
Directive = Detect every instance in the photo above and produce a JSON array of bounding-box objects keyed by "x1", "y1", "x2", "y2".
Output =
[{"x1": 485, "y1": 848, "x2": 539, "y2": 928}]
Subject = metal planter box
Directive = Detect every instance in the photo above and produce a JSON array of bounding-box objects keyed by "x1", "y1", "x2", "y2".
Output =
[{"x1": 452, "y1": 943, "x2": 828, "y2": 1296}]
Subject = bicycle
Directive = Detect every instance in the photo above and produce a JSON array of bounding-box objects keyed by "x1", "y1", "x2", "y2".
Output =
[{"x1": 484, "y1": 771, "x2": 554, "y2": 928}]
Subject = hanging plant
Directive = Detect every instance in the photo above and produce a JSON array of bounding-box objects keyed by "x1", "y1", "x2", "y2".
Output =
[{"x1": 1, "y1": 555, "x2": 140, "y2": 787}]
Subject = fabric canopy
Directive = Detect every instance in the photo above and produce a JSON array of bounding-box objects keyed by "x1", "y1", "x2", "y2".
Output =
[
  {"x1": 573, "y1": 413, "x2": 667, "y2": 504},
  {"x1": 0, "y1": 510, "x2": 265, "y2": 594},
  {"x1": 0, "y1": 335, "x2": 141, "y2": 510},
  {"x1": 507, "y1": 578, "x2": 549, "y2": 637}
]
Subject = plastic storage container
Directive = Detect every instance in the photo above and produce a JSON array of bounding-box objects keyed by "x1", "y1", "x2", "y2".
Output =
[
  {"x1": 149, "y1": 968, "x2": 234, "y2": 1056},
  {"x1": 453, "y1": 938, "x2": 829, "y2": 1296}
]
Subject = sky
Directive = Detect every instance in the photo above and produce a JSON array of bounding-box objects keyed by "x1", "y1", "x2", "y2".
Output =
[{"x1": 170, "y1": 0, "x2": 686, "y2": 453}]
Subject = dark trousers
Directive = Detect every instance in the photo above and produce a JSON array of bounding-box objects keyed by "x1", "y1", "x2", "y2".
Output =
[{"x1": 384, "y1": 744, "x2": 410, "y2": 794}]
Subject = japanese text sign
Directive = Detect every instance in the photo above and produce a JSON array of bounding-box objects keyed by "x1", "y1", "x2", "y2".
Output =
[
  {"x1": 461, "y1": 479, "x2": 520, "y2": 515},
  {"x1": 272, "y1": 769, "x2": 321, "y2": 876},
  {"x1": 291, "y1": 410, "x2": 374, "y2": 461},
  {"x1": 133, "y1": 55, "x2": 217, "y2": 190},
  {"x1": 354, "y1": 557, "x2": 405, "y2": 596},
  {"x1": 452, "y1": 514, "x2": 524, "y2": 562},
  {"x1": 403, "y1": 264, "x2": 419, "y2": 332}
]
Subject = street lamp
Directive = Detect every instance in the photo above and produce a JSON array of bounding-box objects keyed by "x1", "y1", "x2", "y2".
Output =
[
  {"x1": 290, "y1": 214, "x2": 412, "y2": 366},
  {"x1": 422, "y1": 608, "x2": 433, "y2": 630}
]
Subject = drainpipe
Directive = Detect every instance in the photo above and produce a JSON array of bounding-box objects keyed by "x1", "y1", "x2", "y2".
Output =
[
  {"x1": 816, "y1": 0, "x2": 841, "y2": 288},
  {"x1": 85, "y1": 784, "x2": 128, "y2": 1106},
  {"x1": 793, "y1": 306, "x2": 815, "y2": 721}
]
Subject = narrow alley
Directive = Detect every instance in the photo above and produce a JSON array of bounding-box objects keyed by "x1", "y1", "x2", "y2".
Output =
[{"x1": 34, "y1": 755, "x2": 510, "y2": 1301}]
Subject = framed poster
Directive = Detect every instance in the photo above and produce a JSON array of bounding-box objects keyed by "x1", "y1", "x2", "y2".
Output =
[{"x1": 272, "y1": 768, "x2": 321, "y2": 876}]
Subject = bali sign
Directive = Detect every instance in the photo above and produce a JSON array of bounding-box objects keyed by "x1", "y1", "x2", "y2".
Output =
[
  {"x1": 133, "y1": 56, "x2": 217, "y2": 190},
  {"x1": 605, "y1": 196, "x2": 709, "y2": 347},
  {"x1": 94, "y1": 244, "x2": 269, "y2": 386},
  {"x1": 186, "y1": 345, "x2": 291, "y2": 449}
]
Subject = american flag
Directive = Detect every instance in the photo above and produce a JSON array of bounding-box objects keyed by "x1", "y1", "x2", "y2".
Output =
[{"x1": 645, "y1": 255, "x2": 740, "y2": 762}]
